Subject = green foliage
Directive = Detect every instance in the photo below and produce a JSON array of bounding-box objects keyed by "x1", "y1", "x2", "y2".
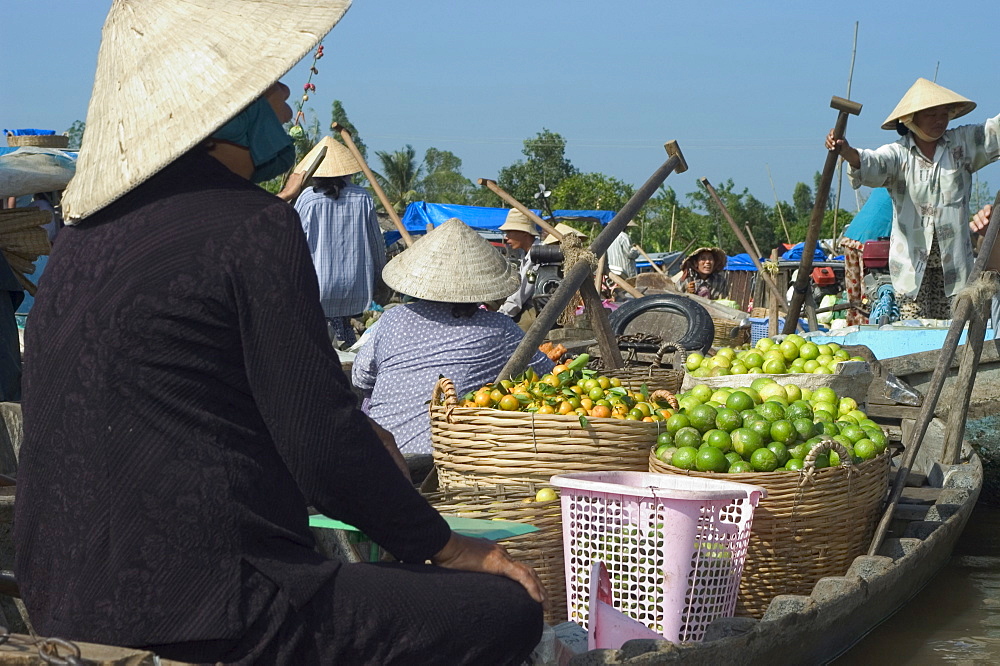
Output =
[
  {"x1": 419, "y1": 148, "x2": 476, "y2": 204},
  {"x1": 374, "y1": 145, "x2": 423, "y2": 214},
  {"x1": 497, "y1": 129, "x2": 578, "y2": 203},
  {"x1": 792, "y1": 182, "x2": 814, "y2": 220},
  {"x1": 65, "y1": 120, "x2": 85, "y2": 150},
  {"x1": 685, "y1": 179, "x2": 778, "y2": 256},
  {"x1": 331, "y1": 100, "x2": 367, "y2": 160}
]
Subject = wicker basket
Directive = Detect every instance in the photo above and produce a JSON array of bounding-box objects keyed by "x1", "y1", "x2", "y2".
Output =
[
  {"x1": 4, "y1": 132, "x2": 69, "y2": 149},
  {"x1": 602, "y1": 342, "x2": 685, "y2": 394},
  {"x1": 424, "y1": 483, "x2": 566, "y2": 624},
  {"x1": 712, "y1": 316, "x2": 750, "y2": 348},
  {"x1": 430, "y1": 377, "x2": 662, "y2": 488},
  {"x1": 649, "y1": 440, "x2": 890, "y2": 618}
]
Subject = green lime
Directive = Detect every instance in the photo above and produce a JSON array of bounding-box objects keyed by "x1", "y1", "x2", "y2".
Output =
[
  {"x1": 854, "y1": 439, "x2": 877, "y2": 460},
  {"x1": 656, "y1": 446, "x2": 677, "y2": 465},
  {"x1": 674, "y1": 427, "x2": 703, "y2": 449},
  {"x1": 731, "y1": 428, "x2": 764, "y2": 458},
  {"x1": 750, "y1": 376, "x2": 778, "y2": 391},
  {"x1": 715, "y1": 407, "x2": 743, "y2": 433},
  {"x1": 748, "y1": 419, "x2": 773, "y2": 441},
  {"x1": 839, "y1": 424, "x2": 866, "y2": 444},
  {"x1": 725, "y1": 391, "x2": 755, "y2": 412},
  {"x1": 812, "y1": 453, "x2": 831, "y2": 469},
  {"x1": 786, "y1": 401, "x2": 814, "y2": 421},
  {"x1": 817, "y1": 421, "x2": 840, "y2": 436},
  {"x1": 788, "y1": 443, "x2": 808, "y2": 460},
  {"x1": 728, "y1": 461, "x2": 754, "y2": 473},
  {"x1": 696, "y1": 446, "x2": 729, "y2": 472},
  {"x1": 812, "y1": 387, "x2": 837, "y2": 405},
  {"x1": 750, "y1": 447, "x2": 779, "y2": 472},
  {"x1": 690, "y1": 384, "x2": 714, "y2": 403},
  {"x1": 671, "y1": 446, "x2": 699, "y2": 470},
  {"x1": 703, "y1": 429, "x2": 733, "y2": 452},
  {"x1": 766, "y1": 442, "x2": 790, "y2": 467},
  {"x1": 792, "y1": 418, "x2": 817, "y2": 441},
  {"x1": 769, "y1": 419, "x2": 796, "y2": 445},
  {"x1": 725, "y1": 451, "x2": 743, "y2": 466},
  {"x1": 665, "y1": 413, "x2": 691, "y2": 434},
  {"x1": 786, "y1": 458, "x2": 805, "y2": 471},
  {"x1": 657, "y1": 431, "x2": 674, "y2": 447},
  {"x1": 688, "y1": 404, "x2": 719, "y2": 433},
  {"x1": 757, "y1": 401, "x2": 786, "y2": 423}
]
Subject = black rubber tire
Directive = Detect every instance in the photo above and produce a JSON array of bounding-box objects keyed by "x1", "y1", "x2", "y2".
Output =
[{"x1": 609, "y1": 294, "x2": 715, "y2": 353}]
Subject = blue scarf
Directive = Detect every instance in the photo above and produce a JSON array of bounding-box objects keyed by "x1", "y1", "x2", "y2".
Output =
[{"x1": 212, "y1": 97, "x2": 294, "y2": 183}]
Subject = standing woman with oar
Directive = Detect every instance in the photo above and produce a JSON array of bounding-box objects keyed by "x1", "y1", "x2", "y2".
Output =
[{"x1": 826, "y1": 78, "x2": 1000, "y2": 320}]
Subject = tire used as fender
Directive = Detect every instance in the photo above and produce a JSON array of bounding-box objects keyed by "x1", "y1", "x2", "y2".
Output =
[{"x1": 608, "y1": 294, "x2": 715, "y2": 353}]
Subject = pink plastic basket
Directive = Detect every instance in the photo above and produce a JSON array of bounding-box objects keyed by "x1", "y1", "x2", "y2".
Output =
[{"x1": 550, "y1": 471, "x2": 765, "y2": 644}]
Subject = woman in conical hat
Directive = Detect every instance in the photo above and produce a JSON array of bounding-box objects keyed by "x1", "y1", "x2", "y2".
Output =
[
  {"x1": 15, "y1": 2, "x2": 545, "y2": 663},
  {"x1": 673, "y1": 246, "x2": 729, "y2": 299},
  {"x1": 826, "y1": 78, "x2": 1000, "y2": 320},
  {"x1": 353, "y1": 218, "x2": 554, "y2": 455},
  {"x1": 292, "y1": 136, "x2": 383, "y2": 347}
]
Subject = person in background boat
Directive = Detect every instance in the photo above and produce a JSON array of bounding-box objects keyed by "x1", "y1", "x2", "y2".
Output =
[
  {"x1": 827, "y1": 78, "x2": 1000, "y2": 320},
  {"x1": 293, "y1": 136, "x2": 385, "y2": 347},
  {"x1": 606, "y1": 220, "x2": 639, "y2": 279},
  {"x1": 498, "y1": 209, "x2": 540, "y2": 330},
  {"x1": 13, "y1": 3, "x2": 545, "y2": 664},
  {"x1": 353, "y1": 218, "x2": 554, "y2": 455},
  {"x1": 673, "y1": 246, "x2": 729, "y2": 299}
]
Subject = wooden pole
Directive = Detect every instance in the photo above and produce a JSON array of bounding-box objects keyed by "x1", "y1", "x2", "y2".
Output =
[
  {"x1": 477, "y1": 179, "x2": 563, "y2": 241},
  {"x1": 766, "y1": 164, "x2": 792, "y2": 243},
  {"x1": 594, "y1": 254, "x2": 606, "y2": 291},
  {"x1": 668, "y1": 205, "x2": 676, "y2": 252},
  {"x1": 332, "y1": 122, "x2": 414, "y2": 247},
  {"x1": 832, "y1": 22, "x2": 860, "y2": 245},
  {"x1": 744, "y1": 223, "x2": 764, "y2": 261},
  {"x1": 607, "y1": 271, "x2": 643, "y2": 299},
  {"x1": 496, "y1": 143, "x2": 688, "y2": 381},
  {"x1": 635, "y1": 245, "x2": 668, "y2": 277},
  {"x1": 941, "y1": 303, "x2": 989, "y2": 465},
  {"x1": 768, "y1": 249, "x2": 780, "y2": 338},
  {"x1": 783, "y1": 96, "x2": 862, "y2": 333},
  {"x1": 700, "y1": 178, "x2": 788, "y2": 308}
]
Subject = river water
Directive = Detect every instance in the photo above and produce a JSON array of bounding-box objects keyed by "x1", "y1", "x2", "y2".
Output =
[{"x1": 836, "y1": 502, "x2": 1000, "y2": 665}]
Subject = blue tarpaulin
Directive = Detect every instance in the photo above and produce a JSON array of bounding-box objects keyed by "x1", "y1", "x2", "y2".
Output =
[
  {"x1": 843, "y1": 188, "x2": 892, "y2": 243},
  {"x1": 725, "y1": 253, "x2": 762, "y2": 271},
  {"x1": 387, "y1": 202, "x2": 616, "y2": 246},
  {"x1": 781, "y1": 242, "x2": 826, "y2": 261}
]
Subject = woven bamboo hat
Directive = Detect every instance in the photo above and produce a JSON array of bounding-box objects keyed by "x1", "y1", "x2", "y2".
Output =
[
  {"x1": 0, "y1": 208, "x2": 52, "y2": 295},
  {"x1": 294, "y1": 136, "x2": 362, "y2": 178},
  {"x1": 682, "y1": 246, "x2": 727, "y2": 274},
  {"x1": 542, "y1": 222, "x2": 587, "y2": 245},
  {"x1": 61, "y1": 0, "x2": 353, "y2": 222},
  {"x1": 382, "y1": 218, "x2": 519, "y2": 303},
  {"x1": 498, "y1": 209, "x2": 539, "y2": 237},
  {"x1": 881, "y1": 78, "x2": 976, "y2": 130}
]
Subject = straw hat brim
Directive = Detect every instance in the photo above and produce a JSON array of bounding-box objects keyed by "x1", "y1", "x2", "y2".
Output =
[
  {"x1": 62, "y1": 0, "x2": 352, "y2": 221},
  {"x1": 682, "y1": 246, "x2": 727, "y2": 272},
  {"x1": 382, "y1": 218, "x2": 520, "y2": 303},
  {"x1": 542, "y1": 223, "x2": 587, "y2": 244},
  {"x1": 881, "y1": 78, "x2": 976, "y2": 130},
  {"x1": 294, "y1": 136, "x2": 362, "y2": 178}
]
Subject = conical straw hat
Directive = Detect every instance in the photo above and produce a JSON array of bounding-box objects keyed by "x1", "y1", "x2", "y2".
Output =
[
  {"x1": 881, "y1": 78, "x2": 976, "y2": 130},
  {"x1": 61, "y1": 0, "x2": 352, "y2": 222},
  {"x1": 543, "y1": 222, "x2": 587, "y2": 245},
  {"x1": 294, "y1": 136, "x2": 362, "y2": 178},
  {"x1": 382, "y1": 218, "x2": 519, "y2": 303}
]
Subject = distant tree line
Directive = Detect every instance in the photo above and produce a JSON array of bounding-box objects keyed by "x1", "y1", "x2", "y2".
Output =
[{"x1": 67, "y1": 106, "x2": 898, "y2": 255}]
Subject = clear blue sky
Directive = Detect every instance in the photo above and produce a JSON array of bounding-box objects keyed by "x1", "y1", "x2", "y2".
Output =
[{"x1": 4, "y1": 0, "x2": 999, "y2": 211}]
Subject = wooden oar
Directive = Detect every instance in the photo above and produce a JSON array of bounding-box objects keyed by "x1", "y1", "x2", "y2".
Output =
[
  {"x1": 477, "y1": 179, "x2": 564, "y2": 241},
  {"x1": 331, "y1": 122, "x2": 414, "y2": 247},
  {"x1": 634, "y1": 245, "x2": 668, "y2": 278}
]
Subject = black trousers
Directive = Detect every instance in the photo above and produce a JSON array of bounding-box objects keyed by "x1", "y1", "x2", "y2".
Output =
[{"x1": 150, "y1": 562, "x2": 544, "y2": 665}]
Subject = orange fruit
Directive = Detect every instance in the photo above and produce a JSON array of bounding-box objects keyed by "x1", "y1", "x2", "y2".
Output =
[
  {"x1": 557, "y1": 401, "x2": 575, "y2": 415},
  {"x1": 498, "y1": 394, "x2": 520, "y2": 411},
  {"x1": 474, "y1": 390, "x2": 493, "y2": 407}
]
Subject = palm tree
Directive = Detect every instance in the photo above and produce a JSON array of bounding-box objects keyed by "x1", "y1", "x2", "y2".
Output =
[{"x1": 373, "y1": 145, "x2": 423, "y2": 214}]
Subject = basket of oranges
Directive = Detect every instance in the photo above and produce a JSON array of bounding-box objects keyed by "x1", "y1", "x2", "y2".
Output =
[{"x1": 429, "y1": 354, "x2": 674, "y2": 488}]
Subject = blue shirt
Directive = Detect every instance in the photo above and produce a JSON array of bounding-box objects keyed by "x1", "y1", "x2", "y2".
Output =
[
  {"x1": 352, "y1": 301, "x2": 554, "y2": 454},
  {"x1": 294, "y1": 184, "x2": 385, "y2": 317}
]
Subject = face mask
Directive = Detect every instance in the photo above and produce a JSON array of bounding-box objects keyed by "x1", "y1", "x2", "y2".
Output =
[{"x1": 212, "y1": 97, "x2": 295, "y2": 183}]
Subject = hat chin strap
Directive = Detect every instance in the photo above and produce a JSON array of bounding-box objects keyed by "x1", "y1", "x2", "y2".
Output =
[{"x1": 901, "y1": 114, "x2": 944, "y2": 143}]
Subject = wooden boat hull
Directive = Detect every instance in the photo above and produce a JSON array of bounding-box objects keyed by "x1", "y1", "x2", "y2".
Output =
[{"x1": 575, "y1": 418, "x2": 982, "y2": 665}]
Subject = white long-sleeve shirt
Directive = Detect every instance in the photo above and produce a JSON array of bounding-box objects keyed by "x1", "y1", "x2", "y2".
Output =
[
  {"x1": 848, "y1": 114, "x2": 1000, "y2": 298},
  {"x1": 499, "y1": 252, "x2": 538, "y2": 318},
  {"x1": 606, "y1": 232, "x2": 638, "y2": 278}
]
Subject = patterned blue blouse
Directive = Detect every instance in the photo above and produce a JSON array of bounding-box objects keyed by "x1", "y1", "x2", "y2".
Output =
[{"x1": 353, "y1": 301, "x2": 554, "y2": 454}]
